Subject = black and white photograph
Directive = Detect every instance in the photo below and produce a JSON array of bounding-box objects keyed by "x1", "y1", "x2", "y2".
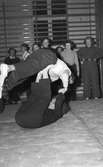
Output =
[{"x1": 0, "y1": 0, "x2": 103, "y2": 166}]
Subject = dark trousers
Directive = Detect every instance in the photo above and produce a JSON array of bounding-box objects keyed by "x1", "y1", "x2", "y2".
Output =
[
  {"x1": 15, "y1": 79, "x2": 65, "y2": 129},
  {"x1": 67, "y1": 64, "x2": 79, "y2": 100},
  {"x1": 8, "y1": 87, "x2": 20, "y2": 102}
]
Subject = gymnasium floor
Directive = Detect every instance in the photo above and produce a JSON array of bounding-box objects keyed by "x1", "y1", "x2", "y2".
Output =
[{"x1": 0, "y1": 99, "x2": 103, "y2": 167}]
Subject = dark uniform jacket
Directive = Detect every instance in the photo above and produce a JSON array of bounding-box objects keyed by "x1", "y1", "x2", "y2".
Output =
[
  {"x1": 77, "y1": 46, "x2": 103, "y2": 98},
  {"x1": 4, "y1": 56, "x2": 20, "y2": 65},
  {"x1": 78, "y1": 47, "x2": 103, "y2": 61}
]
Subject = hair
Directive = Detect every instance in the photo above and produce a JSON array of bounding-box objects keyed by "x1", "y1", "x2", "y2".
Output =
[
  {"x1": 8, "y1": 47, "x2": 17, "y2": 55},
  {"x1": 40, "y1": 37, "x2": 52, "y2": 48},
  {"x1": 32, "y1": 42, "x2": 40, "y2": 48},
  {"x1": 56, "y1": 46, "x2": 64, "y2": 59},
  {"x1": 84, "y1": 36, "x2": 96, "y2": 46},
  {"x1": 21, "y1": 43, "x2": 30, "y2": 51},
  {"x1": 65, "y1": 40, "x2": 76, "y2": 50},
  {"x1": 56, "y1": 46, "x2": 64, "y2": 52}
]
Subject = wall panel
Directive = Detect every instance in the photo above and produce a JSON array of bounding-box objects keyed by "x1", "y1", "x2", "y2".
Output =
[{"x1": 0, "y1": 0, "x2": 33, "y2": 61}]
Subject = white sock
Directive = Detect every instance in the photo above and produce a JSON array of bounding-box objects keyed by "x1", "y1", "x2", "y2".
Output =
[{"x1": 48, "y1": 98, "x2": 56, "y2": 110}]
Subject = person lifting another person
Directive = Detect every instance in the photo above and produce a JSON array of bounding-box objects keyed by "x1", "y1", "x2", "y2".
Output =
[{"x1": 0, "y1": 47, "x2": 72, "y2": 128}]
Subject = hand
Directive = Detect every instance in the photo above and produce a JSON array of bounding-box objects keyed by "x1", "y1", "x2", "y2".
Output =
[
  {"x1": 69, "y1": 76, "x2": 74, "y2": 84},
  {"x1": 8, "y1": 65, "x2": 15, "y2": 72},
  {"x1": 58, "y1": 88, "x2": 67, "y2": 94},
  {"x1": 77, "y1": 71, "x2": 79, "y2": 77}
]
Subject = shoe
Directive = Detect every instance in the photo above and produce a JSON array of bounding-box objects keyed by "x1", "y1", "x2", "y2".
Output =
[
  {"x1": 85, "y1": 97, "x2": 89, "y2": 100},
  {"x1": 62, "y1": 102, "x2": 71, "y2": 115},
  {"x1": 94, "y1": 97, "x2": 98, "y2": 100},
  {"x1": 48, "y1": 98, "x2": 56, "y2": 110}
]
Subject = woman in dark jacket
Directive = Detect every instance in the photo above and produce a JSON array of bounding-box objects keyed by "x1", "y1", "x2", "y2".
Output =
[{"x1": 78, "y1": 37, "x2": 103, "y2": 100}]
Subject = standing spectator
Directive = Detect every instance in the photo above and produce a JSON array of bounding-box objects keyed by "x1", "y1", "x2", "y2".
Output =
[
  {"x1": 20, "y1": 43, "x2": 30, "y2": 61},
  {"x1": 29, "y1": 42, "x2": 40, "y2": 82},
  {"x1": 78, "y1": 36, "x2": 103, "y2": 100},
  {"x1": 41, "y1": 38, "x2": 51, "y2": 49},
  {"x1": 56, "y1": 46, "x2": 64, "y2": 59},
  {"x1": 61, "y1": 40, "x2": 80, "y2": 100},
  {"x1": 19, "y1": 43, "x2": 31, "y2": 98},
  {"x1": 32, "y1": 42, "x2": 40, "y2": 53},
  {"x1": 5, "y1": 47, "x2": 20, "y2": 65},
  {"x1": 4, "y1": 47, "x2": 20, "y2": 103}
]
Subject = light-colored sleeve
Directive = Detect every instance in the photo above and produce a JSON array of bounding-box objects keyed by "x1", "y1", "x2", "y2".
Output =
[
  {"x1": 0, "y1": 64, "x2": 9, "y2": 98},
  {"x1": 61, "y1": 51, "x2": 66, "y2": 62},
  {"x1": 35, "y1": 64, "x2": 54, "y2": 83},
  {"x1": 59, "y1": 71, "x2": 70, "y2": 94}
]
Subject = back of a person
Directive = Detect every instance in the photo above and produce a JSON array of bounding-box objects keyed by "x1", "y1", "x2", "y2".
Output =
[{"x1": 32, "y1": 48, "x2": 57, "y2": 68}]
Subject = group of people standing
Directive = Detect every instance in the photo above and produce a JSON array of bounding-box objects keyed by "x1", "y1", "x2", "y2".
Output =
[{"x1": 0, "y1": 36, "x2": 103, "y2": 129}]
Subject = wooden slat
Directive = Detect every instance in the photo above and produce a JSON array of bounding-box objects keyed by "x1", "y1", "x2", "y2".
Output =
[{"x1": 0, "y1": 0, "x2": 96, "y2": 61}]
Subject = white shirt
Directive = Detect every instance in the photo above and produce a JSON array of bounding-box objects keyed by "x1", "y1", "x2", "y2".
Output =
[
  {"x1": 61, "y1": 49, "x2": 80, "y2": 76},
  {"x1": 36, "y1": 59, "x2": 71, "y2": 94},
  {"x1": 22, "y1": 51, "x2": 30, "y2": 61}
]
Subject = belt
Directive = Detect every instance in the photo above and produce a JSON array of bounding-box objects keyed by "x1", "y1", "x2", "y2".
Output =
[
  {"x1": 86, "y1": 58, "x2": 96, "y2": 61},
  {"x1": 81, "y1": 58, "x2": 96, "y2": 63}
]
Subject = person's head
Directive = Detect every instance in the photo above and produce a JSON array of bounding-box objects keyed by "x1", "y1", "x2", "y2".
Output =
[
  {"x1": 84, "y1": 37, "x2": 95, "y2": 48},
  {"x1": 8, "y1": 47, "x2": 17, "y2": 58},
  {"x1": 32, "y1": 42, "x2": 40, "y2": 52},
  {"x1": 21, "y1": 43, "x2": 30, "y2": 53},
  {"x1": 56, "y1": 46, "x2": 64, "y2": 54},
  {"x1": 65, "y1": 40, "x2": 76, "y2": 50},
  {"x1": 56, "y1": 46, "x2": 64, "y2": 59},
  {"x1": 41, "y1": 38, "x2": 51, "y2": 48}
]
